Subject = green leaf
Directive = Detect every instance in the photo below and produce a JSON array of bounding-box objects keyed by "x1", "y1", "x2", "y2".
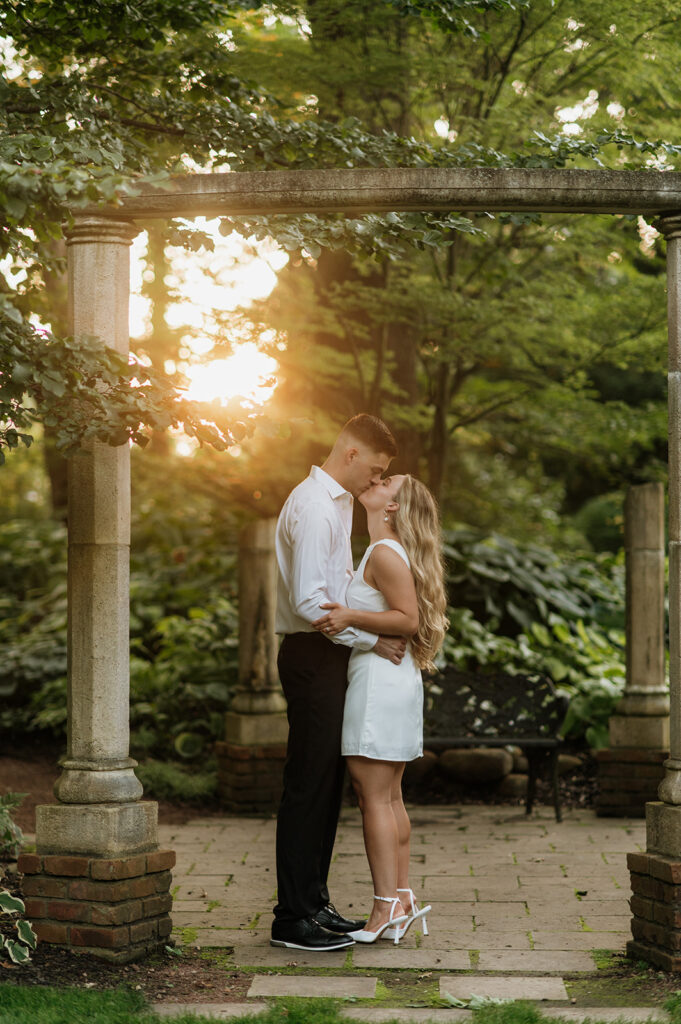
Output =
[
  {"x1": 4, "y1": 938, "x2": 31, "y2": 964},
  {"x1": 441, "y1": 993, "x2": 468, "y2": 1007},
  {"x1": 16, "y1": 919, "x2": 37, "y2": 950},
  {"x1": 0, "y1": 890, "x2": 25, "y2": 915},
  {"x1": 4, "y1": 196, "x2": 27, "y2": 220},
  {"x1": 173, "y1": 732, "x2": 205, "y2": 759}
]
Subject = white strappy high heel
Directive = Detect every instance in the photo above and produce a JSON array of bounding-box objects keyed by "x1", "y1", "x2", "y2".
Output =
[
  {"x1": 347, "y1": 895, "x2": 409, "y2": 944},
  {"x1": 382, "y1": 887, "x2": 431, "y2": 941}
]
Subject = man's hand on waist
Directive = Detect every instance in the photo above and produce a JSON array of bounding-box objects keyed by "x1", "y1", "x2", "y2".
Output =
[{"x1": 374, "y1": 635, "x2": 407, "y2": 664}]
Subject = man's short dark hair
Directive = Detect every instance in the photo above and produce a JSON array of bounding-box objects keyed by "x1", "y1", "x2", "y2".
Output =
[{"x1": 341, "y1": 414, "x2": 398, "y2": 457}]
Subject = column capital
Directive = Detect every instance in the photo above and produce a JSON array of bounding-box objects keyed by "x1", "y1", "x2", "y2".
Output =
[
  {"x1": 655, "y1": 212, "x2": 681, "y2": 240},
  {"x1": 66, "y1": 216, "x2": 138, "y2": 247}
]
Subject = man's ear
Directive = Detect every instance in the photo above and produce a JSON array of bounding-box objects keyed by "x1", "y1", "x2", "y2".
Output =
[{"x1": 345, "y1": 446, "x2": 358, "y2": 463}]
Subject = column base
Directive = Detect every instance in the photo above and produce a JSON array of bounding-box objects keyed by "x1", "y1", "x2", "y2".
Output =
[
  {"x1": 17, "y1": 849, "x2": 175, "y2": 964},
  {"x1": 217, "y1": 711, "x2": 288, "y2": 814},
  {"x1": 216, "y1": 740, "x2": 286, "y2": 814},
  {"x1": 224, "y1": 710, "x2": 288, "y2": 746},
  {"x1": 609, "y1": 714, "x2": 670, "y2": 749},
  {"x1": 595, "y1": 749, "x2": 667, "y2": 817},
  {"x1": 627, "y1": 851, "x2": 681, "y2": 972},
  {"x1": 35, "y1": 802, "x2": 158, "y2": 856}
]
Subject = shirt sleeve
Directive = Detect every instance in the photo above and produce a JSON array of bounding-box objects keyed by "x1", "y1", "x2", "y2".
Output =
[{"x1": 289, "y1": 502, "x2": 378, "y2": 652}]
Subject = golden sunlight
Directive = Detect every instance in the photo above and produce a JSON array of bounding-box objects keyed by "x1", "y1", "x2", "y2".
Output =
[{"x1": 183, "y1": 344, "x2": 278, "y2": 406}]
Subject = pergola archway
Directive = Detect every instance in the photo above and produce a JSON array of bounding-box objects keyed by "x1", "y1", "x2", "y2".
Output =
[{"x1": 22, "y1": 167, "x2": 681, "y2": 965}]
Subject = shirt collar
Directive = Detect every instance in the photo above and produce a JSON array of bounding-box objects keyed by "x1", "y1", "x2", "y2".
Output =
[{"x1": 310, "y1": 465, "x2": 352, "y2": 502}]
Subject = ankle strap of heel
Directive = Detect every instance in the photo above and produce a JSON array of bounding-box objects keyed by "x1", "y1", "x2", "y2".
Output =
[
  {"x1": 397, "y1": 888, "x2": 416, "y2": 913},
  {"x1": 374, "y1": 895, "x2": 402, "y2": 922}
]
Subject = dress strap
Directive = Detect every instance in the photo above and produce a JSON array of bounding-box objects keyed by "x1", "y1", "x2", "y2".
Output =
[{"x1": 370, "y1": 538, "x2": 411, "y2": 568}]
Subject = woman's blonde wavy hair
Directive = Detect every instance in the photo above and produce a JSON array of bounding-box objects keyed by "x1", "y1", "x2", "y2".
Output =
[{"x1": 392, "y1": 475, "x2": 449, "y2": 672}]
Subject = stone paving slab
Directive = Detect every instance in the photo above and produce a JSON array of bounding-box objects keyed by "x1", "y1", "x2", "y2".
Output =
[
  {"x1": 440, "y1": 974, "x2": 569, "y2": 1001},
  {"x1": 580, "y1": 918, "x2": 632, "y2": 933},
  {"x1": 351, "y1": 947, "x2": 471, "y2": 969},
  {"x1": 154, "y1": 1003, "x2": 268, "y2": 1019},
  {"x1": 421, "y1": 881, "x2": 479, "y2": 900},
  {"x1": 575, "y1": 902, "x2": 631, "y2": 916},
  {"x1": 340, "y1": 1010, "x2": 473, "y2": 1023},
  {"x1": 531, "y1": 932, "x2": 629, "y2": 950},
  {"x1": 541, "y1": 1010, "x2": 669, "y2": 1023},
  {"x1": 475, "y1": 951, "x2": 596, "y2": 972},
  {"x1": 149, "y1": 1003, "x2": 670, "y2": 1023},
  {"x1": 247, "y1": 975, "x2": 377, "y2": 999},
  {"x1": 233, "y1": 945, "x2": 349, "y2": 967},
  {"x1": 172, "y1": 929, "x2": 243, "y2": 948},
  {"x1": 417, "y1": 932, "x2": 531, "y2": 951}
]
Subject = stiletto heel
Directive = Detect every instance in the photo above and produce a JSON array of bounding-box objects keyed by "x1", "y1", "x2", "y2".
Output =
[
  {"x1": 347, "y1": 895, "x2": 409, "y2": 944},
  {"x1": 382, "y1": 887, "x2": 431, "y2": 941}
]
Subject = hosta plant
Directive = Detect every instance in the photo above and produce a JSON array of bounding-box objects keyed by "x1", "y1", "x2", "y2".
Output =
[
  {"x1": 0, "y1": 794, "x2": 25, "y2": 861},
  {"x1": 0, "y1": 889, "x2": 37, "y2": 964}
]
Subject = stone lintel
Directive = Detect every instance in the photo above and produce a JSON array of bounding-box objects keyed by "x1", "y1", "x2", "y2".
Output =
[
  {"x1": 35, "y1": 802, "x2": 158, "y2": 857},
  {"x1": 224, "y1": 710, "x2": 289, "y2": 746},
  {"x1": 82, "y1": 167, "x2": 681, "y2": 220}
]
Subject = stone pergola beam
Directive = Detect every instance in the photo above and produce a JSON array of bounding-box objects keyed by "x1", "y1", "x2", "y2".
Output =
[{"x1": 97, "y1": 167, "x2": 681, "y2": 219}]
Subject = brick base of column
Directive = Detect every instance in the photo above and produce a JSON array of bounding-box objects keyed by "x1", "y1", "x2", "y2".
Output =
[
  {"x1": 16, "y1": 849, "x2": 175, "y2": 964},
  {"x1": 216, "y1": 741, "x2": 286, "y2": 814},
  {"x1": 595, "y1": 748, "x2": 667, "y2": 817},
  {"x1": 627, "y1": 851, "x2": 681, "y2": 971}
]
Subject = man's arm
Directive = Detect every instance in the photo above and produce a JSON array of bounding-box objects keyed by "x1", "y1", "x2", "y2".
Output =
[{"x1": 289, "y1": 503, "x2": 377, "y2": 651}]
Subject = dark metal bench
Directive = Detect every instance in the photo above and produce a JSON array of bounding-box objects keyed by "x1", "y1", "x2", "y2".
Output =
[{"x1": 424, "y1": 667, "x2": 570, "y2": 821}]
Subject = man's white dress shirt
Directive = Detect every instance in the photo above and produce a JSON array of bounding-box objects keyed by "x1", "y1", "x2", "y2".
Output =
[{"x1": 275, "y1": 466, "x2": 378, "y2": 651}]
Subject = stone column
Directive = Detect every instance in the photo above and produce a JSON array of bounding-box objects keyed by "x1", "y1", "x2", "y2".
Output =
[
  {"x1": 656, "y1": 214, "x2": 681, "y2": 814},
  {"x1": 23, "y1": 217, "x2": 175, "y2": 963},
  {"x1": 597, "y1": 484, "x2": 668, "y2": 816},
  {"x1": 616, "y1": 483, "x2": 668, "y2": 736},
  {"x1": 51, "y1": 217, "x2": 148, "y2": 823},
  {"x1": 217, "y1": 517, "x2": 288, "y2": 812},
  {"x1": 627, "y1": 214, "x2": 681, "y2": 970}
]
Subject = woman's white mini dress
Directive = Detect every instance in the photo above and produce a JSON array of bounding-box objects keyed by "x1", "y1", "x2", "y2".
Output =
[{"x1": 341, "y1": 539, "x2": 423, "y2": 762}]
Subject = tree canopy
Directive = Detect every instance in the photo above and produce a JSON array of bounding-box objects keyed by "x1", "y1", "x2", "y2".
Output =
[{"x1": 1, "y1": 0, "x2": 679, "y2": 536}]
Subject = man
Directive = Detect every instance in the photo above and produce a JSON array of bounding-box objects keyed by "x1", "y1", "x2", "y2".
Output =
[{"x1": 271, "y1": 414, "x2": 406, "y2": 951}]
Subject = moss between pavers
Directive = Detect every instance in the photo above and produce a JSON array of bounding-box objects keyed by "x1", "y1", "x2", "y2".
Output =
[
  {"x1": 196, "y1": 955, "x2": 453, "y2": 1008},
  {"x1": 196, "y1": 947, "x2": 676, "y2": 1012}
]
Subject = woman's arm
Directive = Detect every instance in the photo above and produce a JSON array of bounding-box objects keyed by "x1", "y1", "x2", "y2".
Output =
[{"x1": 312, "y1": 545, "x2": 418, "y2": 637}]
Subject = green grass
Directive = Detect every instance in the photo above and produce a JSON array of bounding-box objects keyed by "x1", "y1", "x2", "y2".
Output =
[
  {"x1": 0, "y1": 988, "x2": 675, "y2": 1024},
  {"x1": 0, "y1": 986, "x2": 157, "y2": 1024},
  {"x1": 0, "y1": 991, "x2": 345, "y2": 1024}
]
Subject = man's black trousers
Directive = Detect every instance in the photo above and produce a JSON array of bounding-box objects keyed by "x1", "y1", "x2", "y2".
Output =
[{"x1": 273, "y1": 631, "x2": 351, "y2": 923}]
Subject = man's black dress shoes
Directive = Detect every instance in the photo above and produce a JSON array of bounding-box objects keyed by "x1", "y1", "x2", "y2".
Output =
[
  {"x1": 270, "y1": 916, "x2": 355, "y2": 951},
  {"x1": 313, "y1": 902, "x2": 365, "y2": 933}
]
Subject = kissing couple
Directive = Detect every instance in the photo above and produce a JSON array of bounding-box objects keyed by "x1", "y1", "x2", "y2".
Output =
[{"x1": 271, "y1": 414, "x2": 448, "y2": 951}]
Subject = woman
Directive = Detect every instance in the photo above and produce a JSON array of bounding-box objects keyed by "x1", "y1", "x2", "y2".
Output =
[{"x1": 312, "y1": 474, "x2": 448, "y2": 944}]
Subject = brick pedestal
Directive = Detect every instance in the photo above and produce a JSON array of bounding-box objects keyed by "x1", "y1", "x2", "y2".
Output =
[
  {"x1": 595, "y1": 748, "x2": 668, "y2": 817},
  {"x1": 216, "y1": 741, "x2": 286, "y2": 814},
  {"x1": 17, "y1": 849, "x2": 175, "y2": 963},
  {"x1": 628, "y1": 851, "x2": 681, "y2": 970}
]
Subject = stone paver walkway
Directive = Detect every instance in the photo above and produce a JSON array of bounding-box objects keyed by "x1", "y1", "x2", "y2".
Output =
[
  {"x1": 161, "y1": 804, "x2": 642, "y2": 972},
  {"x1": 155, "y1": 1007, "x2": 670, "y2": 1022}
]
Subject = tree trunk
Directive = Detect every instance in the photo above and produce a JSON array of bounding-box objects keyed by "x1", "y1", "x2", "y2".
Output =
[{"x1": 141, "y1": 223, "x2": 172, "y2": 455}]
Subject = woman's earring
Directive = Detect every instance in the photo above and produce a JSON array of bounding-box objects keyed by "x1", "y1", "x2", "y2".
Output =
[{"x1": 384, "y1": 510, "x2": 389, "y2": 522}]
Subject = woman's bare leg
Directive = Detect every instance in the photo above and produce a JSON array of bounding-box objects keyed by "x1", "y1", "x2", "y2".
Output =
[
  {"x1": 390, "y1": 764, "x2": 411, "y2": 894},
  {"x1": 346, "y1": 756, "x2": 406, "y2": 931}
]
